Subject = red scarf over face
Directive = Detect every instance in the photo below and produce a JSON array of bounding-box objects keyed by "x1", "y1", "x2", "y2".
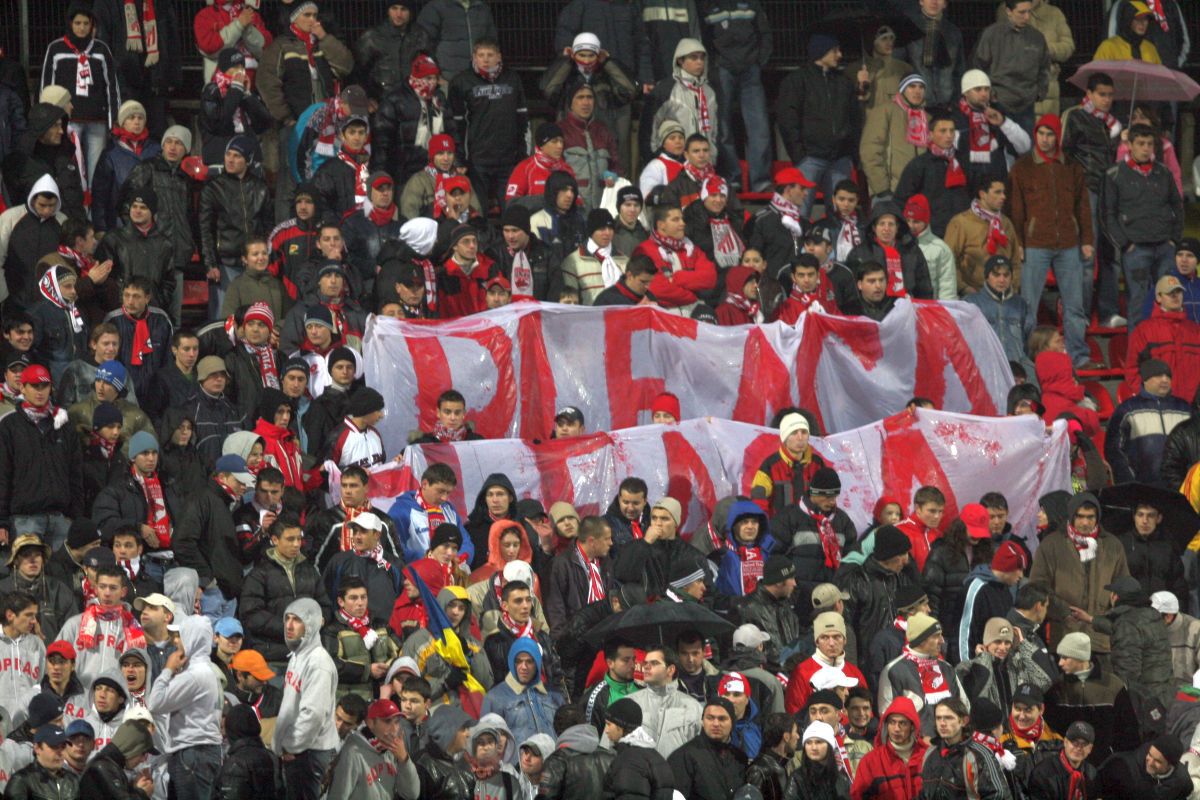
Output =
[
  {"x1": 1008, "y1": 712, "x2": 1044, "y2": 742},
  {"x1": 338, "y1": 501, "x2": 368, "y2": 551},
  {"x1": 111, "y1": 125, "x2": 148, "y2": 155},
  {"x1": 970, "y1": 200, "x2": 1009, "y2": 255},
  {"x1": 291, "y1": 24, "x2": 316, "y2": 66},
  {"x1": 897, "y1": 92, "x2": 929, "y2": 147},
  {"x1": 803, "y1": 498, "x2": 841, "y2": 569}
]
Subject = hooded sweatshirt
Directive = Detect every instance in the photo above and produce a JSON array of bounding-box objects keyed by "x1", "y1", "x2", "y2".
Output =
[
  {"x1": 83, "y1": 669, "x2": 131, "y2": 751},
  {"x1": 274, "y1": 597, "x2": 339, "y2": 755},
  {"x1": 164, "y1": 567, "x2": 200, "y2": 618},
  {"x1": 716, "y1": 501, "x2": 773, "y2": 597},
  {"x1": 0, "y1": 626, "x2": 44, "y2": 729},
  {"x1": 0, "y1": 173, "x2": 67, "y2": 308},
  {"x1": 329, "y1": 723, "x2": 421, "y2": 800},
  {"x1": 467, "y1": 719, "x2": 521, "y2": 798},
  {"x1": 148, "y1": 614, "x2": 221, "y2": 751},
  {"x1": 651, "y1": 39, "x2": 718, "y2": 158},
  {"x1": 466, "y1": 473, "x2": 519, "y2": 570}
]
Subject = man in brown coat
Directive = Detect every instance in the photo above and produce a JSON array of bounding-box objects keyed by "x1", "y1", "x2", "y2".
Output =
[
  {"x1": 1009, "y1": 113, "x2": 1095, "y2": 369},
  {"x1": 860, "y1": 74, "x2": 928, "y2": 201},
  {"x1": 1028, "y1": 493, "x2": 1131, "y2": 659},
  {"x1": 944, "y1": 173, "x2": 1023, "y2": 293}
]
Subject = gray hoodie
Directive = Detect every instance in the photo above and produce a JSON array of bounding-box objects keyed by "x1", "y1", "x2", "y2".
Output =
[
  {"x1": 273, "y1": 598, "x2": 338, "y2": 755},
  {"x1": 57, "y1": 605, "x2": 137, "y2": 689},
  {"x1": 0, "y1": 629, "x2": 45, "y2": 728},
  {"x1": 148, "y1": 614, "x2": 222, "y2": 752},
  {"x1": 84, "y1": 669, "x2": 131, "y2": 751},
  {"x1": 328, "y1": 725, "x2": 421, "y2": 800},
  {"x1": 468, "y1": 719, "x2": 520, "y2": 799},
  {"x1": 164, "y1": 568, "x2": 200, "y2": 617}
]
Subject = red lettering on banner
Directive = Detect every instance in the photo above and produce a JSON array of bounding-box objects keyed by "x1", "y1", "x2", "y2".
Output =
[
  {"x1": 879, "y1": 411, "x2": 959, "y2": 526},
  {"x1": 912, "y1": 302, "x2": 998, "y2": 415},
  {"x1": 604, "y1": 308, "x2": 698, "y2": 430},
  {"x1": 795, "y1": 314, "x2": 883, "y2": 433},
  {"x1": 661, "y1": 432, "x2": 718, "y2": 531},
  {"x1": 517, "y1": 311, "x2": 557, "y2": 439},
  {"x1": 405, "y1": 323, "x2": 517, "y2": 438},
  {"x1": 531, "y1": 434, "x2": 611, "y2": 517},
  {"x1": 730, "y1": 328, "x2": 793, "y2": 425}
]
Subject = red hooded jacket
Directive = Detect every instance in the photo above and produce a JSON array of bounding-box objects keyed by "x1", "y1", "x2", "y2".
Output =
[
  {"x1": 1122, "y1": 304, "x2": 1200, "y2": 404},
  {"x1": 1035, "y1": 351, "x2": 1100, "y2": 436},
  {"x1": 714, "y1": 266, "x2": 762, "y2": 326},
  {"x1": 850, "y1": 696, "x2": 928, "y2": 800}
]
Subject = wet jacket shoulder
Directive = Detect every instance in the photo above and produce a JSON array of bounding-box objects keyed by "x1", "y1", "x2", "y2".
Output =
[
  {"x1": 0, "y1": 402, "x2": 84, "y2": 526},
  {"x1": 354, "y1": 21, "x2": 431, "y2": 99},
  {"x1": 668, "y1": 734, "x2": 749, "y2": 800},
  {"x1": 80, "y1": 743, "x2": 148, "y2": 800}
]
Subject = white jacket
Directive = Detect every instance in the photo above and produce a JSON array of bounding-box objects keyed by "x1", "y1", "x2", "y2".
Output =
[{"x1": 628, "y1": 683, "x2": 703, "y2": 759}]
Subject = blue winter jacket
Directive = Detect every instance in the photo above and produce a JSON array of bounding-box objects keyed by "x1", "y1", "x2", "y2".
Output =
[
  {"x1": 716, "y1": 501, "x2": 775, "y2": 597},
  {"x1": 1104, "y1": 390, "x2": 1192, "y2": 485},
  {"x1": 730, "y1": 697, "x2": 762, "y2": 759},
  {"x1": 963, "y1": 285, "x2": 1034, "y2": 367},
  {"x1": 387, "y1": 490, "x2": 474, "y2": 564}
]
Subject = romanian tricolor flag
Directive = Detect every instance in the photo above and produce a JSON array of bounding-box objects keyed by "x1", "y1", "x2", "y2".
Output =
[{"x1": 407, "y1": 564, "x2": 486, "y2": 718}]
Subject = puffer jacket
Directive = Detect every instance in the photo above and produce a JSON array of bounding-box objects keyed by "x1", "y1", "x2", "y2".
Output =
[
  {"x1": 91, "y1": 138, "x2": 163, "y2": 232},
  {"x1": 354, "y1": 19, "x2": 431, "y2": 99},
  {"x1": 371, "y1": 83, "x2": 447, "y2": 184},
  {"x1": 1122, "y1": 306, "x2": 1200, "y2": 405},
  {"x1": 777, "y1": 62, "x2": 860, "y2": 162},
  {"x1": 1028, "y1": 493, "x2": 1129, "y2": 654},
  {"x1": 1008, "y1": 138, "x2": 1093, "y2": 252},
  {"x1": 847, "y1": 202, "x2": 934, "y2": 299},
  {"x1": 217, "y1": 734, "x2": 280, "y2": 799},
  {"x1": 199, "y1": 170, "x2": 273, "y2": 269},
  {"x1": 628, "y1": 683, "x2": 703, "y2": 760},
  {"x1": 1095, "y1": 598, "x2": 1176, "y2": 713},
  {"x1": 415, "y1": 0, "x2": 498, "y2": 79},
  {"x1": 716, "y1": 501, "x2": 776, "y2": 598},
  {"x1": 606, "y1": 726, "x2": 678, "y2": 799},
  {"x1": 668, "y1": 732, "x2": 748, "y2": 800},
  {"x1": 922, "y1": 541, "x2": 973, "y2": 658},
  {"x1": 1106, "y1": 390, "x2": 1192, "y2": 485},
  {"x1": 240, "y1": 546, "x2": 332, "y2": 661},
  {"x1": 124, "y1": 155, "x2": 196, "y2": 270},
  {"x1": 257, "y1": 28, "x2": 353, "y2": 123},
  {"x1": 955, "y1": 646, "x2": 1053, "y2": 715},
  {"x1": 1101, "y1": 158, "x2": 1184, "y2": 251},
  {"x1": 94, "y1": 218, "x2": 177, "y2": 304},
  {"x1": 770, "y1": 498, "x2": 856, "y2": 606},
  {"x1": 0, "y1": 395, "x2": 83, "y2": 527},
  {"x1": 649, "y1": 39, "x2": 719, "y2": 159},
  {"x1": 849, "y1": 697, "x2": 928, "y2": 800},
  {"x1": 860, "y1": 97, "x2": 928, "y2": 197},
  {"x1": 560, "y1": 112, "x2": 622, "y2": 210},
  {"x1": 1035, "y1": 351, "x2": 1101, "y2": 437},
  {"x1": 738, "y1": 583, "x2": 801, "y2": 669},
  {"x1": 480, "y1": 638, "x2": 564, "y2": 745},
  {"x1": 836, "y1": 556, "x2": 923, "y2": 667},
  {"x1": 537, "y1": 723, "x2": 615, "y2": 799},
  {"x1": 963, "y1": 283, "x2": 1033, "y2": 365}
]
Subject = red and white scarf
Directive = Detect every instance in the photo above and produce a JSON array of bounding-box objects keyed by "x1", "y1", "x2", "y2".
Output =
[
  {"x1": 39, "y1": 269, "x2": 84, "y2": 334},
  {"x1": 111, "y1": 125, "x2": 148, "y2": 156},
  {"x1": 650, "y1": 230, "x2": 690, "y2": 267},
  {"x1": 409, "y1": 74, "x2": 438, "y2": 101},
  {"x1": 1126, "y1": 153, "x2": 1154, "y2": 177},
  {"x1": 586, "y1": 238, "x2": 622, "y2": 288},
  {"x1": 22, "y1": 400, "x2": 63, "y2": 427},
  {"x1": 432, "y1": 420, "x2": 467, "y2": 443},
  {"x1": 212, "y1": 70, "x2": 248, "y2": 132},
  {"x1": 133, "y1": 467, "x2": 171, "y2": 548},
  {"x1": 930, "y1": 144, "x2": 966, "y2": 188},
  {"x1": 419, "y1": 491, "x2": 446, "y2": 531},
  {"x1": 242, "y1": 341, "x2": 279, "y2": 389},
  {"x1": 57, "y1": 245, "x2": 95, "y2": 278},
  {"x1": 958, "y1": 98, "x2": 993, "y2": 163},
  {"x1": 893, "y1": 615, "x2": 909, "y2": 633},
  {"x1": 338, "y1": 149, "x2": 370, "y2": 208},
  {"x1": 901, "y1": 646, "x2": 951, "y2": 703},
  {"x1": 683, "y1": 161, "x2": 715, "y2": 186},
  {"x1": 1082, "y1": 97, "x2": 1122, "y2": 139},
  {"x1": 90, "y1": 431, "x2": 118, "y2": 461},
  {"x1": 62, "y1": 36, "x2": 94, "y2": 96},
  {"x1": 724, "y1": 284, "x2": 760, "y2": 320},
  {"x1": 533, "y1": 148, "x2": 570, "y2": 177},
  {"x1": 835, "y1": 212, "x2": 861, "y2": 259},
  {"x1": 1145, "y1": 0, "x2": 1170, "y2": 31},
  {"x1": 682, "y1": 78, "x2": 712, "y2": 137},
  {"x1": 424, "y1": 165, "x2": 453, "y2": 218},
  {"x1": 120, "y1": 558, "x2": 140, "y2": 583},
  {"x1": 500, "y1": 610, "x2": 534, "y2": 640},
  {"x1": 1066, "y1": 523, "x2": 1098, "y2": 563},
  {"x1": 508, "y1": 248, "x2": 534, "y2": 297},
  {"x1": 970, "y1": 200, "x2": 1008, "y2": 255},
  {"x1": 771, "y1": 193, "x2": 805, "y2": 237},
  {"x1": 577, "y1": 542, "x2": 606, "y2": 603},
  {"x1": 121, "y1": 0, "x2": 159, "y2": 63},
  {"x1": 1058, "y1": 751, "x2": 1089, "y2": 799},
  {"x1": 708, "y1": 217, "x2": 744, "y2": 269},
  {"x1": 338, "y1": 608, "x2": 378, "y2": 648},
  {"x1": 126, "y1": 310, "x2": 154, "y2": 366},
  {"x1": 972, "y1": 731, "x2": 1018, "y2": 770},
  {"x1": 81, "y1": 577, "x2": 97, "y2": 606},
  {"x1": 803, "y1": 498, "x2": 841, "y2": 570},
  {"x1": 737, "y1": 546, "x2": 764, "y2": 594},
  {"x1": 574, "y1": 52, "x2": 599, "y2": 77},
  {"x1": 356, "y1": 543, "x2": 393, "y2": 573},
  {"x1": 76, "y1": 602, "x2": 146, "y2": 653},
  {"x1": 897, "y1": 93, "x2": 929, "y2": 147},
  {"x1": 475, "y1": 59, "x2": 502, "y2": 82},
  {"x1": 877, "y1": 239, "x2": 908, "y2": 297}
]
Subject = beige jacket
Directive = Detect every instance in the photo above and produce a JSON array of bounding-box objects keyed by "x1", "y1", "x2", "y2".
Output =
[
  {"x1": 943, "y1": 208, "x2": 1024, "y2": 293},
  {"x1": 848, "y1": 53, "x2": 913, "y2": 111},
  {"x1": 995, "y1": 0, "x2": 1075, "y2": 115},
  {"x1": 860, "y1": 100, "x2": 928, "y2": 197}
]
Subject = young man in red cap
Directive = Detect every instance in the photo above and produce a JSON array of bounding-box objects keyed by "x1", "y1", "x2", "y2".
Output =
[
  {"x1": 748, "y1": 167, "x2": 814, "y2": 276},
  {"x1": 329, "y1": 697, "x2": 420, "y2": 799},
  {"x1": 342, "y1": 171, "x2": 405, "y2": 299},
  {"x1": 224, "y1": 301, "x2": 287, "y2": 423},
  {"x1": 903, "y1": 194, "x2": 958, "y2": 301},
  {"x1": 371, "y1": 50, "x2": 443, "y2": 183},
  {"x1": 959, "y1": 539, "x2": 1027, "y2": 662},
  {"x1": 400, "y1": 134, "x2": 476, "y2": 220},
  {"x1": 1009, "y1": 114, "x2": 1096, "y2": 368},
  {"x1": 0, "y1": 363, "x2": 81, "y2": 551}
]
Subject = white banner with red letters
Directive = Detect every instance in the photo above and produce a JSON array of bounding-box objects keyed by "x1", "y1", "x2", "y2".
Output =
[
  {"x1": 333, "y1": 412, "x2": 1070, "y2": 549},
  {"x1": 362, "y1": 299, "x2": 1014, "y2": 446}
]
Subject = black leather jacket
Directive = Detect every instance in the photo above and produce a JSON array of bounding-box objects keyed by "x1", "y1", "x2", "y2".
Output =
[
  {"x1": 417, "y1": 745, "x2": 475, "y2": 800},
  {"x1": 95, "y1": 221, "x2": 177, "y2": 305},
  {"x1": 484, "y1": 236, "x2": 562, "y2": 302},
  {"x1": 125, "y1": 156, "x2": 196, "y2": 269},
  {"x1": 1161, "y1": 414, "x2": 1200, "y2": 490},
  {"x1": 745, "y1": 749, "x2": 790, "y2": 800},
  {"x1": 6, "y1": 761, "x2": 80, "y2": 799},
  {"x1": 354, "y1": 20, "x2": 431, "y2": 100},
  {"x1": 199, "y1": 170, "x2": 273, "y2": 269},
  {"x1": 537, "y1": 734, "x2": 615, "y2": 799},
  {"x1": 836, "y1": 557, "x2": 923, "y2": 654},
  {"x1": 372, "y1": 82, "x2": 448, "y2": 184}
]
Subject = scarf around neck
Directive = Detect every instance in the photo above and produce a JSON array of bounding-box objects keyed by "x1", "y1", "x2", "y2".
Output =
[
  {"x1": 681, "y1": 75, "x2": 712, "y2": 136},
  {"x1": 802, "y1": 497, "x2": 841, "y2": 569},
  {"x1": 970, "y1": 200, "x2": 1008, "y2": 255},
  {"x1": 339, "y1": 608, "x2": 379, "y2": 648},
  {"x1": 241, "y1": 340, "x2": 280, "y2": 389},
  {"x1": 111, "y1": 125, "x2": 149, "y2": 155},
  {"x1": 62, "y1": 36, "x2": 94, "y2": 96},
  {"x1": 57, "y1": 245, "x2": 94, "y2": 278},
  {"x1": 1067, "y1": 523, "x2": 1098, "y2": 563},
  {"x1": 902, "y1": 646, "x2": 951, "y2": 703},
  {"x1": 338, "y1": 148, "x2": 370, "y2": 208},
  {"x1": 877, "y1": 238, "x2": 908, "y2": 297},
  {"x1": 475, "y1": 59, "x2": 502, "y2": 82},
  {"x1": 39, "y1": 270, "x2": 84, "y2": 334},
  {"x1": 1082, "y1": 97, "x2": 1122, "y2": 139},
  {"x1": 736, "y1": 545, "x2": 764, "y2": 594},
  {"x1": 958, "y1": 97, "x2": 993, "y2": 163},
  {"x1": 709, "y1": 215, "x2": 744, "y2": 268},
  {"x1": 432, "y1": 420, "x2": 467, "y2": 443},
  {"x1": 1008, "y1": 712, "x2": 1043, "y2": 743},
  {"x1": 771, "y1": 193, "x2": 804, "y2": 237},
  {"x1": 77, "y1": 602, "x2": 146, "y2": 652},
  {"x1": 1126, "y1": 154, "x2": 1154, "y2": 176},
  {"x1": 133, "y1": 466, "x2": 171, "y2": 548},
  {"x1": 930, "y1": 143, "x2": 966, "y2": 188},
  {"x1": 501, "y1": 609, "x2": 534, "y2": 640},
  {"x1": 896, "y1": 93, "x2": 928, "y2": 147},
  {"x1": 586, "y1": 237, "x2": 622, "y2": 288},
  {"x1": 577, "y1": 542, "x2": 606, "y2": 603}
]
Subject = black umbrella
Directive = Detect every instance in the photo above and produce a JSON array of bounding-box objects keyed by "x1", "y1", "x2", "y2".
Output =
[
  {"x1": 583, "y1": 599, "x2": 734, "y2": 649},
  {"x1": 1099, "y1": 482, "x2": 1200, "y2": 549},
  {"x1": 805, "y1": 8, "x2": 924, "y2": 62}
]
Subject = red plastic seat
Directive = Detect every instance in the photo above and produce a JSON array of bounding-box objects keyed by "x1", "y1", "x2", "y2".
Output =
[
  {"x1": 183, "y1": 280, "x2": 208, "y2": 307},
  {"x1": 1080, "y1": 380, "x2": 1115, "y2": 420},
  {"x1": 1116, "y1": 382, "x2": 1134, "y2": 403},
  {"x1": 1108, "y1": 333, "x2": 1128, "y2": 370}
]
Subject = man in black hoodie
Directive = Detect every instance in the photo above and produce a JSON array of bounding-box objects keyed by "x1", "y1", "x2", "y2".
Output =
[
  {"x1": 2, "y1": 103, "x2": 86, "y2": 221},
  {"x1": 0, "y1": 174, "x2": 67, "y2": 316},
  {"x1": 465, "y1": 473, "x2": 518, "y2": 569},
  {"x1": 354, "y1": 1, "x2": 430, "y2": 102}
]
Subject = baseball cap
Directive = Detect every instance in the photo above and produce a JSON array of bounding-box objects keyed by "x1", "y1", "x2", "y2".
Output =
[
  {"x1": 732, "y1": 624, "x2": 771, "y2": 650},
  {"x1": 348, "y1": 511, "x2": 384, "y2": 532},
  {"x1": 718, "y1": 672, "x2": 749, "y2": 696},
  {"x1": 1157, "y1": 275, "x2": 1184, "y2": 295},
  {"x1": 774, "y1": 167, "x2": 815, "y2": 189},
  {"x1": 64, "y1": 719, "x2": 94, "y2": 739},
  {"x1": 959, "y1": 503, "x2": 991, "y2": 539},
  {"x1": 82, "y1": 547, "x2": 116, "y2": 569},
  {"x1": 811, "y1": 583, "x2": 850, "y2": 609},
  {"x1": 1012, "y1": 683, "x2": 1045, "y2": 707},
  {"x1": 20, "y1": 364, "x2": 50, "y2": 386},
  {"x1": 230, "y1": 649, "x2": 276, "y2": 681},
  {"x1": 368, "y1": 699, "x2": 403, "y2": 720},
  {"x1": 214, "y1": 617, "x2": 244, "y2": 638},
  {"x1": 35, "y1": 725, "x2": 68, "y2": 746},
  {"x1": 1103, "y1": 575, "x2": 1142, "y2": 595},
  {"x1": 554, "y1": 406, "x2": 584, "y2": 425},
  {"x1": 213, "y1": 454, "x2": 255, "y2": 487},
  {"x1": 46, "y1": 640, "x2": 76, "y2": 661},
  {"x1": 1065, "y1": 720, "x2": 1095, "y2": 743},
  {"x1": 811, "y1": 666, "x2": 859, "y2": 689},
  {"x1": 133, "y1": 593, "x2": 176, "y2": 615}
]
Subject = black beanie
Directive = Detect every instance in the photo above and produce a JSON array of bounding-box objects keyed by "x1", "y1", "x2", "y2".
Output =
[
  {"x1": 872, "y1": 525, "x2": 912, "y2": 561},
  {"x1": 1152, "y1": 734, "x2": 1185, "y2": 766},
  {"x1": 616, "y1": 185, "x2": 643, "y2": 209},
  {"x1": 217, "y1": 48, "x2": 246, "y2": 73},
  {"x1": 126, "y1": 185, "x2": 158, "y2": 216},
  {"x1": 706, "y1": 697, "x2": 736, "y2": 722},
  {"x1": 328, "y1": 346, "x2": 356, "y2": 370},
  {"x1": 226, "y1": 703, "x2": 262, "y2": 739},
  {"x1": 535, "y1": 122, "x2": 564, "y2": 149},
  {"x1": 256, "y1": 388, "x2": 292, "y2": 425},
  {"x1": 806, "y1": 689, "x2": 844, "y2": 711},
  {"x1": 587, "y1": 209, "x2": 615, "y2": 235},
  {"x1": 970, "y1": 698, "x2": 1004, "y2": 732},
  {"x1": 606, "y1": 697, "x2": 642, "y2": 729},
  {"x1": 500, "y1": 205, "x2": 532, "y2": 236},
  {"x1": 429, "y1": 522, "x2": 463, "y2": 551},
  {"x1": 67, "y1": 518, "x2": 100, "y2": 549},
  {"x1": 346, "y1": 388, "x2": 385, "y2": 418}
]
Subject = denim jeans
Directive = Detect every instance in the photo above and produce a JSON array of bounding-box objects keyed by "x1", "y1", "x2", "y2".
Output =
[
  {"x1": 69, "y1": 121, "x2": 108, "y2": 191},
  {"x1": 1122, "y1": 241, "x2": 1176, "y2": 329},
  {"x1": 1023, "y1": 247, "x2": 1089, "y2": 365},
  {"x1": 715, "y1": 65, "x2": 771, "y2": 189},
  {"x1": 200, "y1": 584, "x2": 237, "y2": 627},
  {"x1": 168, "y1": 744, "x2": 223, "y2": 800},
  {"x1": 13, "y1": 513, "x2": 72, "y2": 555},
  {"x1": 283, "y1": 748, "x2": 335, "y2": 800},
  {"x1": 796, "y1": 155, "x2": 853, "y2": 220},
  {"x1": 1087, "y1": 189, "x2": 1121, "y2": 321}
]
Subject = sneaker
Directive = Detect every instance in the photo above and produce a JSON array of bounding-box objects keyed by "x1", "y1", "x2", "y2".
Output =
[{"x1": 1102, "y1": 314, "x2": 1127, "y2": 328}]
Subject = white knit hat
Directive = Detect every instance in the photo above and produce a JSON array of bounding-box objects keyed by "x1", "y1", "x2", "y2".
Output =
[
  {"x1": 779, "y1": 412, "x2": 810, "y2": 442},
  {"x1": 802, "y1": 720, "x2": 839, "y2": 751},
  {"x1": 572, "y1": 33, "x2": 601, "y2": 54},
  {"x1": 961, "y1": 69, "x2": 991, "y2": 94}
]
